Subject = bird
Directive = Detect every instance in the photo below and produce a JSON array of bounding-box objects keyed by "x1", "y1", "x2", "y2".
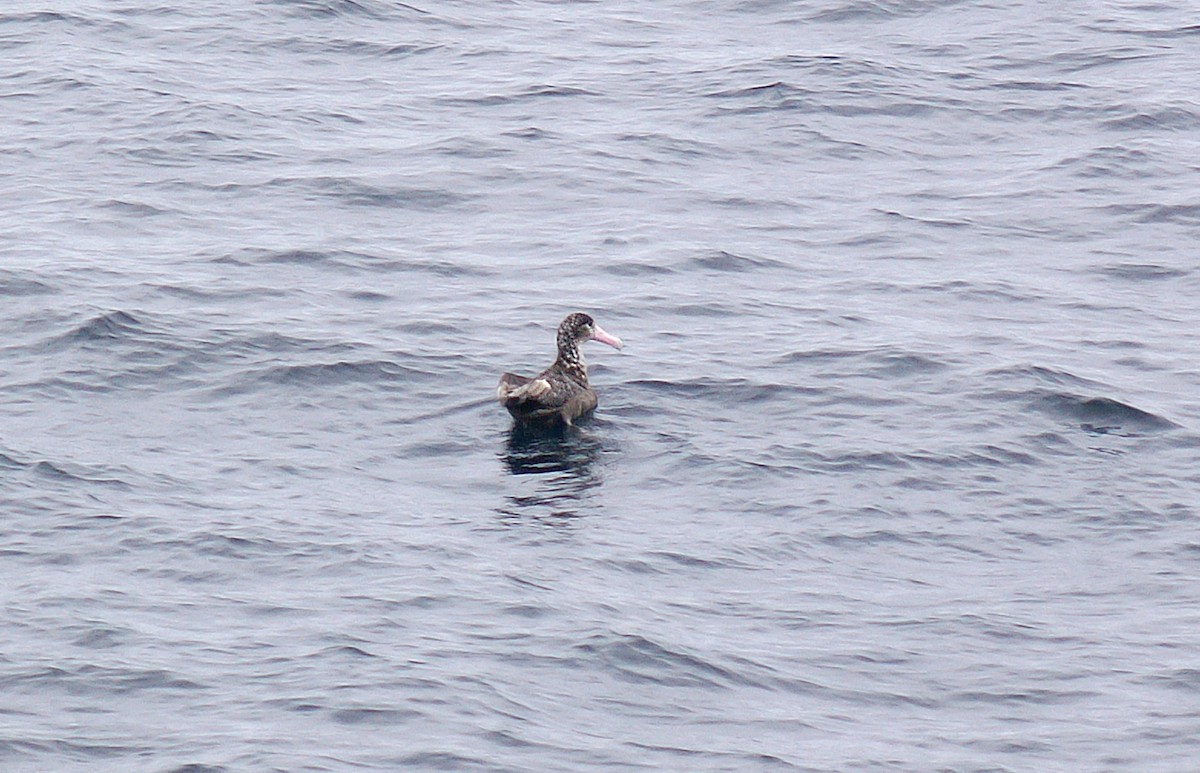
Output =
[{"x1": 497, "y1": 312, "x2": 623, "y2": 426}]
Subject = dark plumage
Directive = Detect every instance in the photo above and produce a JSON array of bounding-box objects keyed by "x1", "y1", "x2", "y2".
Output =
[{"x1": 497, "y1": 312, "x2": 623, "y2": 426}]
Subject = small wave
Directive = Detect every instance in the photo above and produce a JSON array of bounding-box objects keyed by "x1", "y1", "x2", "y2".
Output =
[
  {"x1": 686, "y1": 250, "x2": 786, "y2": 272},
  {"x1": 862, "y1": 351, "x2": 948, "y2": 378},
  {"x1": 267, "y1": 0, "x2": 388, "y2": 19},
  {"x1": 0, "y1": 273, "x2": 55, "y2": 296},
  {"x1": 1032, "y1": 392, "x2": 1177, "y2": 432},
  {"x1": 1153, "y1": 668, "x2": 1200, "y2": 693},
  {"x1": 61, "y1": 310, "x2": 145, "y2": 344},
  {"x1": 216, "y1": 248, "x2": 491, "y2": 277},
  {"x1": 600, "y1": 260, "x2": 675, "y2": 277},
  {"x1": 99, "y1": 199, "x2": 170, "y2": 216},
  {"x1": 807, "y1": 0, "x2": 968, "y2": 22},
  {"x1": 627, "y1": 378, "x2": 813, "y2": 405},
  {"x1": 4, "y1": 665, "x2": 202, "y2": 696},
  {"x1": 1127, "y1": 203, "x2": 1200, "y2": 225},
  {"x1": 330, "y1": 707, "x2": 422, "y2": 725},
  {"x1": 1102, "y1": 107, "x2": 1200, "y2": 131},
  {"x1": 1097, "y1": 263, "x2": 1188, "y2": 281},
  {"x1": 986, "y1": 364, "x2": 1105, "y2": 390},
  {"x1": 706, "y1": 80, "x2": 798, "y2": 100},
  {"x1": 1041, "y1": 48, "x2": 1161, "y2": 75},
  {"x1": 0, "y1": 451, "x2": 133, "y2": 488},
  {"x1": 293, "y1": 176, "x2": 469, "y2": 210},
  {"x1": 576, "y1": 633, "x2": 764, "y2": 689},
  {"x1": 0, "y1": 11, "x2": 101, "y2": 27},
  {"x1": 778, "y1": 346, "x2": 948, "y2": 379},
  {"x1": 443, "y1": 84, "x2": 598, "y2": 107},
  {"x1": 271, "y1": 37, "x2": 436, "y2": 58},
  {"x1": 32, "y1": 460, "x2": 132, "y2": 488},
  {"x1": 1109, "y1": 24, "x2": 1200, "y2": 40},
  {"x1": 248, "y1": 359, "x2": 432, "y2": 388},
  {"x1": 878, "y1": 209, "x2": 973, "y2": 229}
]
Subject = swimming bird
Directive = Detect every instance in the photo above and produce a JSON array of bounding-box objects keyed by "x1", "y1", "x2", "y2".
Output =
[{"x1": 497, "y1": 312, "x2": 623, "y2": 426}]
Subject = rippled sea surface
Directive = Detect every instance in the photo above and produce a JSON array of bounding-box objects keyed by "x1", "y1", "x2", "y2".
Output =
[{"x1": 3, "y1": 1, "x2": 1200, "y2": 771}]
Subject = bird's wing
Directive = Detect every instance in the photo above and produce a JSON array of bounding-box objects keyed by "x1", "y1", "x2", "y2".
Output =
[{"x1": 497, "y1": 373, "x2": 552, "y2": 404}]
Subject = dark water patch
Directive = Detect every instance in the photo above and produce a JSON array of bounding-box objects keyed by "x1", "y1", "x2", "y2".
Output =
[
  {"x1": 600, "y1": 260, "x2": 675, "y2": 277},
  {"x1": 426, "y1": 135, "x2": 510, "y2": 160},
  {"x1": 251, "y1": 359, "x2": 434, "y2": 389},
  {"x1": 0, "y1": 11, "x2": 108, "y2": 28},
  {"x1": 861, "y1": 351, "x2": 948, "y2": 379},
  {"x1": 501, "y1": 425, "x2": 604, "y2": 478},
  {"x1": 0, "y1": 273, "x2": 56, "y2": 296},
  {"x1": 163, "y1": 128, "x2": 242, "y2": 145},
  {"x1": 615, "y1": 131, "x2": 722, "y2": 160},
  {"x1": 57, "y1": 310, "x2": 145, "y2": 345},
  {"x1": 916, "y1": 277, "x2": 1041, "y2": 302},
  {"x1": 267, "y1": 0, "x2": 390, "y2": 19},
  {"x1": 99, "y1": 199, "x2": 171, "y2": 216},
  {"x1": 331, "y1": 707, "x2": 422, "y2": 725},
  {"x1": 149, "y1": 281, "x2": 287, "y2": 301},
  {"x1": 647, "y1": 550, "x2": 748, "y2": 570},
  {"x1": 685, "y1": 249, "x2": 786, "y2": 272},
  {"x1": 986, "y1": 364, "x2": 1106, "y2": 390},
  {"x1": 392, "y1": 752, "x2": 494, "y2": 771},
  {"x1": 776, "y1": 347, "x2": 862, "y2": 365},
  {"x1": 221, "y1": 247, "x2": 368, "y2": 267},
  {"x1": 503, "y1": 126, "x2": 552, "y2": 141},
  {"x1": 577, "y1": 633, "x2": 763, "y2": 689},
  {"x1": 807, "y1": 0, "x2": 969, "y2": 22},
  {"x1": 1031, "y1": 392, "x2": 1177, "y2": 432},
  {"x1": 164, "y1": 765, "x2": 229, "y2": 773},
  {"x1": 1111, "y1": 202, "x2": 1200, "y2": 225},
  {"x1": 216, "y1": 330, "x2": 340, "y2": 358},
  {"x1": 217, "y1": 247, "x2": 491, "y2": 277},
  {"x1": 625, "y1": 742, "x2": 808, "y2": 771},
  {"x1": 188, "y1": 533, "x2": 294, "y2": 559},
  {"x1": 1024, "y1": 48, "x2": 1162, "y2": 76},
  {"x1": 821, "y1": 528, "x2": 920, "y2": 548},
  {"x1": 271, "y1": 36, "x2": 437, "y2": 58},
  {"x1": 819, "y1": 451, "x2": 912, "y2": 472},
  {"x1": 951, "y1": 687, "x2": 1098, "y2": 707},
  {"x1": 985, "y1": 78, "x2": 1087, "y2": 93},
  {"x1": 778, "y1": 346, "x2": 949, "y2": 378},
  {"x1": 348, "y1": 289, "x2": 393, "y2": 301},
  {"x1": 1097, "y1": 262, "x2": 1188, "y2": 281},
  {"x1": 627, "y1": 378, "x2": 814, "y2": 405},
  {"x1": 1105, "y1": 23, "x2": 1200, "y2": 40},
  {"x1": 443, "y1": 84, "x2": 599, "y2": 107},
  {"x1": 706, "y1": 80, "x2": 798, "y2": 100},
  {"x1": 879, "y1": 446, "x2": 1039, "y2": 469},
  {"x1": 1102, "y1": 107, "x2": 1200, "y2": 131},
  {"x1": 7, "y1": 738, "x2": 147, "y2": 762},
  {"x1": 31, "y1": 459, "x2": 132, "y2": 489},
  {"x1": 878, "y1": 208, "x2": 973, "y2": 229},
  {"x1": 1051, "y1": 145, "x2": 1158, "y2": 179},
  {"x1": 304, "y1": 176, "x2": 469, "y2": 210},
  {"x1": 600, "y1": 558, "x2": 668, "y2": 575},
  {"x1": 71, "y1": 626, "x2": 130, "y2": 650},
  {"x1": 403, "y1": 440, "x2": 478, "y2": 458},
  {"x1": 672, "y1": 301, "x2": 736, "y2": 317},
  {"x1": 4, "y1": 665, "x2": 203, "y2": 696},
  {"x1": 1153, "y1": 668, "x2": 1200, "y2": 692},
  {"x1": 707, "y1": 80, "x2": 946, "y2": 119}
]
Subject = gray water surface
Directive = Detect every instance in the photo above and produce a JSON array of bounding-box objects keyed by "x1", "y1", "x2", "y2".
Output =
[{"x1": 3, "y1": 2, "x2": 1200, "y2": 771}]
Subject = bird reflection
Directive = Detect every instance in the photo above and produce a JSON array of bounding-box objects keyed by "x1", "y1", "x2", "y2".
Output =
[{"x1": 497, "y1": 422, "x2": 610, "y2": 523}]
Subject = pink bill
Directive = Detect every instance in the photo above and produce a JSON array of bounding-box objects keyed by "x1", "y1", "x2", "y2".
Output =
[{"x1": 591, "y1": 324, "x2": 623, "y2": 350}]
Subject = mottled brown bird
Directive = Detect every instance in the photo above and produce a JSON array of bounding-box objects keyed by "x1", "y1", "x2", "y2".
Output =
[{"x1": 497, "y1": 312, "x2": 623, "y2": 426}]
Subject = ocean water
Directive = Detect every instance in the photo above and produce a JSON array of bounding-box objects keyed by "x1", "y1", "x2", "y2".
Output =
[{"x1": 2, "y1": 1, "x2": 1200, "y2": 771}]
